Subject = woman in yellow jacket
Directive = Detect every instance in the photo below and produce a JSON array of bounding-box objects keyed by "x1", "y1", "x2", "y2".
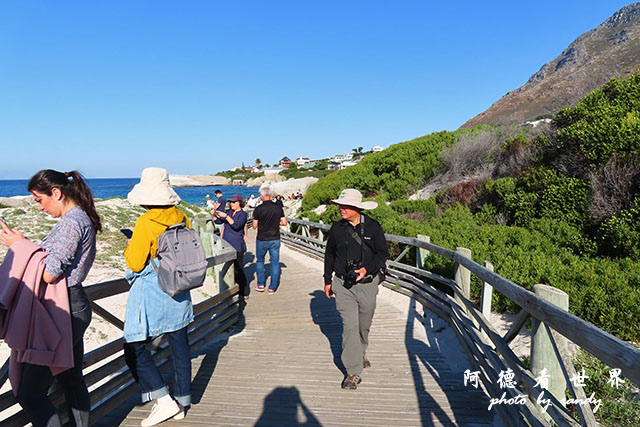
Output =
[{"x1": 122, "y1": 168, "x2": 194, "y2": 426}]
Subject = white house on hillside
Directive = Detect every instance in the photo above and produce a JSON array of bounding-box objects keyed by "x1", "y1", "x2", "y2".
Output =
[
  {"x1": 372, "y1": 145, "x2": 384, "y2": 152},
  {"x1": 295, "y1": 157, "x2": 310, "y2": 166},
  {"x1": 262, "y1": 167, "x2": 286, "y2": 175},
  {"x1": 331, "y1": 153, "x2": 354, "y2": 163}
]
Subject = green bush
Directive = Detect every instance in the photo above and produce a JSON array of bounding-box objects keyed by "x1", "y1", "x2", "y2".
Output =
[
  {"x1": 482, "y1": 168, "x2": 590, "y2": 230},
  {"x1": 344, "y1": 202, "x2": 640, "y2": 340},
  {"x1": 301, "y1": 129, "x2": 464, "y2": 213},
  {"x1": 555, "y1": 72, "x2": 640, "y2": 166},
  {"x1": 573, "y1": 350, "x2": 640, "y2": 426}
]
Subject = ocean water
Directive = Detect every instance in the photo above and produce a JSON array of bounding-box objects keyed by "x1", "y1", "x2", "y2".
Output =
[{"x1": 0, "y1": 178, "x2": 259, "y2": 206}]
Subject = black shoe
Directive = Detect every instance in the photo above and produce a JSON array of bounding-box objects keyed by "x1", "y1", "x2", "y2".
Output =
[
  {"x1": 341, "y1": 374, "x2": 362, "y2": 390},
  {"x1": 363, "y1": 355, "x2": 371, "y2": 369}
]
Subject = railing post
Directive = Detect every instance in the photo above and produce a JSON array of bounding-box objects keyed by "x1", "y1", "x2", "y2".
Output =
[
  {"x1": 481, "y1": 261, "x2": 494, "y2": 319},
  {"x1": 530, "y1": 284, "x2": 569, "y2": 406},
  {"x1": 302, "y1": 217, "x2": 310, "y2": 238},
  {"x1": 199, "y1": 221, "x2": 215, "y2": 277},
  {"x1": 415, "y1": 234, "x2": 430, "y2": 269},
  {"x1": 454, "y1": 247, "x2": 472, "y2": 312},
  {"x1": 319, "y1": 220, "x2": 325, "y2": 241}
]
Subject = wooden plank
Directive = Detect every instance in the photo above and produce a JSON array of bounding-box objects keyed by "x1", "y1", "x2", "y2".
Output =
[
  {"x1": 449, "y1": 288, "x2": 578, "y2": 426},
  {"x1": 502, "y1": 308, "x2": 530, "y2": 344},
  {"x1": 544, "y1": 324, "x2": 599, "y2": 427},
  {"x1": 291, "y1": 217, "x2": 640, "y2": 387},
  {"x1": 481, "y1": 261, "x2": 494, "y2": 319},
  {"x1": 90, "y1": 301, "x2": 124, "y2": 330}
]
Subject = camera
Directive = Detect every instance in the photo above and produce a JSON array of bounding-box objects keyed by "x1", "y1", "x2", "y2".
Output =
[{"x1": 344, "y1": 259, "x2": 362, "y2": 288}]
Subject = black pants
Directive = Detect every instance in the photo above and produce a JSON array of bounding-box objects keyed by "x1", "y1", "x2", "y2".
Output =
[
  {"x1": 17, "y1": 285, "x2": 92, "y2": 427},
  {"x1": 235, "y1": 250, "x2": 249, "y2": 297}
]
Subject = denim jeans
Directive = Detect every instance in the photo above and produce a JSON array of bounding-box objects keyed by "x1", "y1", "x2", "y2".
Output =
[
  {"x1": 123, "y1": 326, "x2": 192, "y2": 407},
  {"x1": 255, "y1": 239, "x2": 281, "y2": 291},
  {"x1": 17, "y1": 285, "x2": 92, "y2": 427}
]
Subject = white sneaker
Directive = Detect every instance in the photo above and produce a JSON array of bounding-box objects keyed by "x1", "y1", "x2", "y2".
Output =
[
  {"x1": 140, "y1": 399, "x2": 180, "y2": 426},
  {"x1": 173, "y1": 410, "x2": 185, "y2": 420}
]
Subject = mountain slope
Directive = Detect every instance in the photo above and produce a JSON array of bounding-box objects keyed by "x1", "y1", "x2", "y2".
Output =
[{"x1": 461, "y1": 2, "x2": 640, "y2": 128}]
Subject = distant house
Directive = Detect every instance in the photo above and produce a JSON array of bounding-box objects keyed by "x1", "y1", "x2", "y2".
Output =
[
  {"x1": 372, "y1": 145, "x2": 384, "y2": 153},
  {"x1": 232, "y1": 179, "x2": 244, "y2": 185},
  {"x1": 521, "y1": 118, "x2": 552, "y2": 128},
  {"x1": 279, "y1": 157, "x2": 292, "y2": 168},
  {"x1": 338, "y1": 160, "x2": 359, "y2": 170},
  {"x1": 301, "y1": 162, "x2": 316, "y2": 169},
  {"x1": 331, "y1": 153, "x2": 354, "y2": 163},
  {"x1": 295, "y1": 157, "x2": 310, "y2": 166},
  {"x1": 262, "y1": 167, "x2": 286, "y2": 175}
]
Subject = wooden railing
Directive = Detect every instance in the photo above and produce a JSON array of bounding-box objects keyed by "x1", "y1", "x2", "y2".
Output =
[
  {"x1": 282, "y1": 217, "x2": 640, "y2": 427},
  {"x1": 0, "y1": 230, "x2": 238, "y2": 426}
]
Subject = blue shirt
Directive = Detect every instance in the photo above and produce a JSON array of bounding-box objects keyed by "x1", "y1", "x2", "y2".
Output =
[
  {"x1": 217, "y1": 195, "x2": 227, "y2": 210},
  {"x1": 216, "y1": 209, "x2": 247, "y2": 253}
]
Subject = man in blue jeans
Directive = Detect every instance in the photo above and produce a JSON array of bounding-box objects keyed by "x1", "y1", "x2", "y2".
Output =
[{"x1": 252, "y1": 184, "x2": 287, "y2": 294}]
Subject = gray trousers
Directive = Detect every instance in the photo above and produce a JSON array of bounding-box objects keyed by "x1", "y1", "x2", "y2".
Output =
[{"x1": 332, "y1": 274, "x2": 380, "y2": 375}]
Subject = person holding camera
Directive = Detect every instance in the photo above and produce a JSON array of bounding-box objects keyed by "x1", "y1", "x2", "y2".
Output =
[{"x1": 323, "y1": 189, "x2": 388, "y2": 390}]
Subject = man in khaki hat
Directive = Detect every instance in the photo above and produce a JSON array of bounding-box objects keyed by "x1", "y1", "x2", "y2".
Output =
[{"x1": 324, "y1": 188, "x2": 388, "y2": 390}]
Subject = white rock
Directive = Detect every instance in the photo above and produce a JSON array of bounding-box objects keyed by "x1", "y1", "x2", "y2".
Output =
[
  {"x1": 245, "y1": 173, "x2": 286, "y2": 187},
  {"x1": 169, "y1": 174, "x2": 231, "y2": 187},
  {"x1": 0, "y1": 196, "x2": 35, "y2": 207},
  {"x1": 269, "y1": 177, "x2": 318, "y2": 197},
  {"x1": 313, "y1": 204, "x2": 327, "y2": 215}
]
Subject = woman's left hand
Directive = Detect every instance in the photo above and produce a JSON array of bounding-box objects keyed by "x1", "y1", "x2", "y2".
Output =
[{"x1": 0, "y1": 223, "x2": 26, "y2": 247}]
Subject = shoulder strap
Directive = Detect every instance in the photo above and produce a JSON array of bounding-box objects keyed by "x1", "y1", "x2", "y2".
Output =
[{"x1": 349, "y1": 215, "x2": 374, "y2": 257}]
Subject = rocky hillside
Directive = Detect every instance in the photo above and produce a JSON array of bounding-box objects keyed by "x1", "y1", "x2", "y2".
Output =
[{"x1": 462, "y1": 2, "x2": 640, "y2": 128}]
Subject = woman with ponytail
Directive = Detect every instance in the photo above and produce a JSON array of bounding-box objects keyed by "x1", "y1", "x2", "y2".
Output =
[{"x1": 0, "y1": 169, "x2": 100, "y2": 427}]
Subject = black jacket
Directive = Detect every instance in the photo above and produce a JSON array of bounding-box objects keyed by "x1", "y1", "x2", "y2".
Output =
[{"x1": 323, "y1": 214, "x2": 388, "y2": 284}]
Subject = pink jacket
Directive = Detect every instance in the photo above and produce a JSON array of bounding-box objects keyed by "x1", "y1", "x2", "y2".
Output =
[{"x1": 0, "y1": 239, "x2": 73, "y2": 395}]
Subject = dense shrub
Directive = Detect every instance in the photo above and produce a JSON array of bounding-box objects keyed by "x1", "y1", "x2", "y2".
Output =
[
  {"x1": 482, "y1": 168, "x2": 590, "y2": 230},
  {"x1": 366, "y1": 203, "x2": 640, "y2": 340},
  {"x1": 555, "y1": 72, "x2": 640, "y2": 166},
  {"x1": 390, "y1": 199, "x2": 438, "y2": 219},
  {"x1": 301, "y1": 129, "x2": 463, "y2": 213}
]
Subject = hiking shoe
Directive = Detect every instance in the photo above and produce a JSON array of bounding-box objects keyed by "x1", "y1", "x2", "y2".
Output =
[
  {"x1": 256, "y1": 285, "x2": 265, "y2": 292},
  {"x1": 268, "y1": 289, "x2": 276, "y2": 294},
  {"x1": 140, "y1": 400, "x2": 180, "y2": 426},
  {"x1": 341, "y1": 374, "x2": 362, "y2": 390},
  {"x1": 363, "y1": 355, "x2": 371, "y2": 369}
]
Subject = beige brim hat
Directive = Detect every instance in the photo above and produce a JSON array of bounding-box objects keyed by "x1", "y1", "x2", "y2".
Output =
[
  {"x1": 127, "y1": 167, "x2": 181, "y2": 206},
  {"x1": 330, "y1": 188, "x2": 378, "y2": 210}
]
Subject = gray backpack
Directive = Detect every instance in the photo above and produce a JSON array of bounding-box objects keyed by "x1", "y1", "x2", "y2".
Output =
[{"x1": 152, "y1": 222, "x2": 208, "y2": 297}]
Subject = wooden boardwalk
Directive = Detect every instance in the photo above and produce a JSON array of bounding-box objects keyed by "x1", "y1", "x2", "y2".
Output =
[{"x1": 98, "y1": 229, "x2": 501, "y2": 426}]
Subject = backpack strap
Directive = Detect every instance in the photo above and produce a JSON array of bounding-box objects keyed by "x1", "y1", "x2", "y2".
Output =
[{"x1": 150, "y1": 222, "x2": 186, "y2": 274}]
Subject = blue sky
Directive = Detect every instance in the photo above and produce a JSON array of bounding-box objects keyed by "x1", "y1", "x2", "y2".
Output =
[{"x1": 0, "y1": 1, "x2": 634, "y2": 178}]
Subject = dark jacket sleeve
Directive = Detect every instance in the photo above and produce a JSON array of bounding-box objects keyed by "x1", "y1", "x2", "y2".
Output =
[
  {"x1": 363, "y1": 218, "x2": 388, "y2": 276},
  {"x1": 324, "y1": 223, "x2": 337, "y2": 284},
  {"x1": 227, "y1": 210, "x2": 247, "y2": 231}
]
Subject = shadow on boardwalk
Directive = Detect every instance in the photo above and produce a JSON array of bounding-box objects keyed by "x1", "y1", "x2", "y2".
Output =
[
  {"x1": 255, "y1": 386, "x2": 321, "y2": 427},
  {"x1": 309, "y1": 290, "x2": 346, "y2": 376},
  {"x1": 94, "y1": 303, "x2": 247, "y2": 427},
  {"x1": 404, "y1": 297, "x2": 498, "y2": 426}
]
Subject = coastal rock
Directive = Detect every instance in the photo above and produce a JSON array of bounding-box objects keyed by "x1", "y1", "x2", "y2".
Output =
[
  {"x1": 245, "y1": 173, "x2": 286, "y2": 187},
  {"x1": 313, "y1": 204, "x2": 327, "y2": 215},
  {"x1": 268, "y1": 177, "x2": 318, "y2": 197},
  {"x1": 169, "y1": 174, "x2": 231, "y2": 187},
  {"x1": 0, "y1": 196, "x2": 35, "y2": 207}
]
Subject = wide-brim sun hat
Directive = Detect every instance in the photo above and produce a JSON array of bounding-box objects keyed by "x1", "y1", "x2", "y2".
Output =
[
  {"x1": 127, "y1": 167, "x2": 181, "y2": 206},
  {"x1": 330, "y1": 188, "x2": 378, "y2": 210}
]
